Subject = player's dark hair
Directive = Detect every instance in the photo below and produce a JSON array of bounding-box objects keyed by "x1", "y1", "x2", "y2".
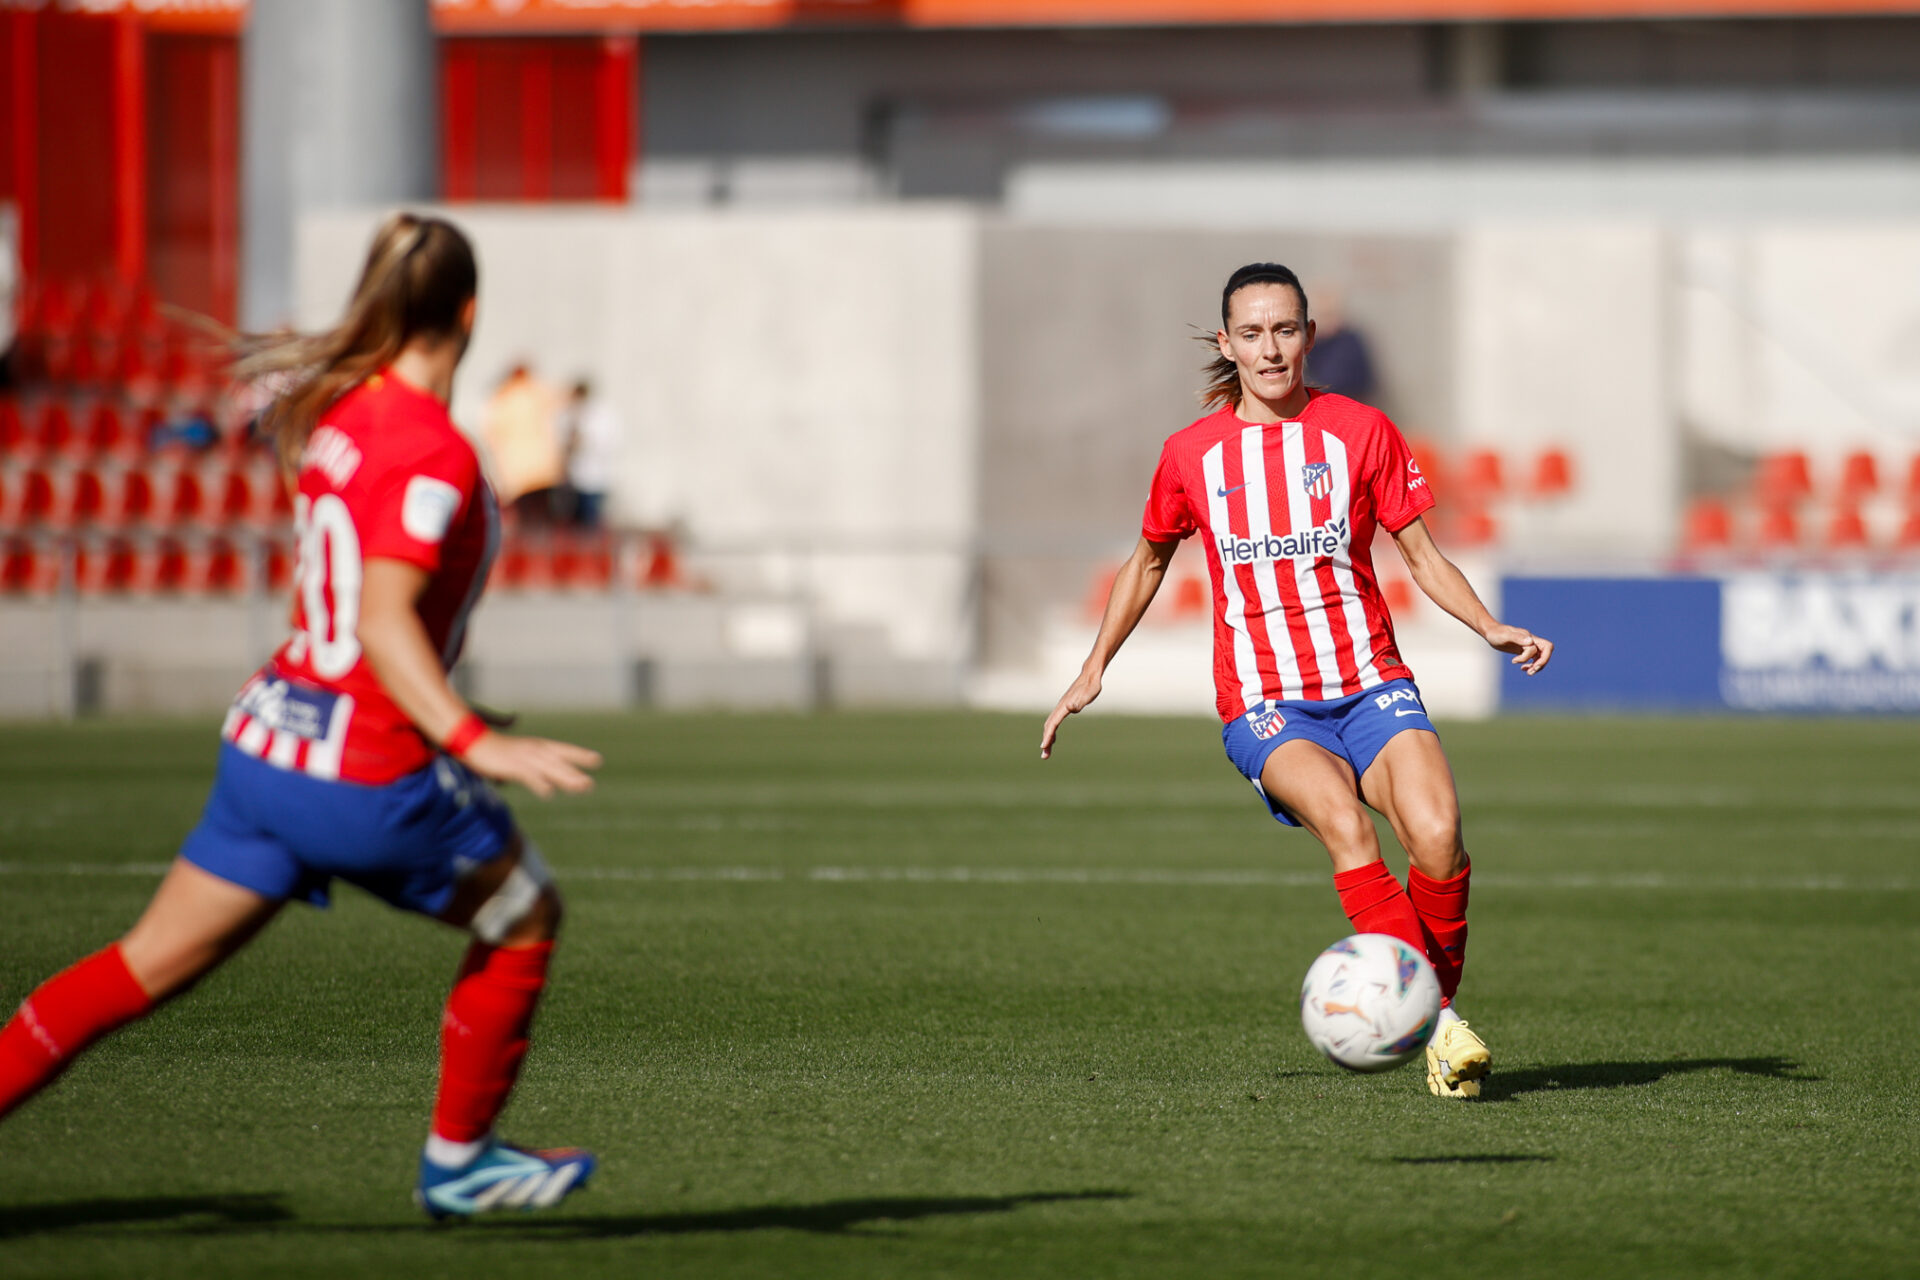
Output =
[
  {"x1": 231, "y1": 212, "x2": 479, "y2": 470},
  {"x1": 1199, "y1": 262, "x2": 1310, "y2": 410}
]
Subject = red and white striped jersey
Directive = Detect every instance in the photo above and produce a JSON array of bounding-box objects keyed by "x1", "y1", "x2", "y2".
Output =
[
  {"x1": 1141, "y1": 392, "x2": 1434, "y2": 720},
  {"x1": 222, "y1": 372, "x2": 499, "y2": 784}
]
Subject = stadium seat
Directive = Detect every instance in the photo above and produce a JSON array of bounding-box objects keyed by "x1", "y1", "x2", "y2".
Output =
[
  {"x1": 154, "y1": 466, "x2": 209, "y2": 528},
  {"x1": 75, "y1": 537, "x2": 137, "y2": 594},
  {"x1": 101, "y1": 468, "x2": 157, "y2": 529},
  {"x1": 1169, "y1": 574, "x2": 1208, "y2": 619},
  {"x1": 639, "y1": 533, "x2": 685, "y2": 588},
  {"x1": 1681, "y1": 497, "x2": 1733, "y2": 550},
  {"x1": 1381, "y1": 577, "x2": 1416, "y2": 616},
  {"x1": 0, "y1": 538, "x2": 53, "y2": 593},
  {"x1": 1756, "y1": 503, "x2": 1801, "y2": 549},
  {"x1": 18, "y1": 468, "x2": 57, "y2": 525},
  {"x1": 0, "y1": 399, "x2": 24, "y2": 455},
  {"x1": 1529, "y1": 448, "x2": 1574, "y2": 498},
  {"x1": 1898, "y1": 506, "x2": 1920, "y2": 550},
  {"x1": 1838, "y1": 451, "x2": 1879, "y2": 497},
  {"x1": 29, "y1": 401, "x2": 76, "y2": 458},
  {"x1": 41, "y1": 467, "x2": 108, "y2": 530},
  {"x1": 1755, "y1": 451, "x2": 1813, "y2": 504},
  {"x1": 1457, "y1": 449, "x2": 1506, "y2": 497},
  {"x1": 263, "y1": 540, "x2": 295, "y2": 593},
  {"x1": 1450, "y1": 506, "x2": 1499, "y2": 547},
  {"x1": 215, "y1": 467, "x2": 262, "y2": 527},
  {"x1": 1824, "y1": 503, "x2": 1870, "y2": 549}
]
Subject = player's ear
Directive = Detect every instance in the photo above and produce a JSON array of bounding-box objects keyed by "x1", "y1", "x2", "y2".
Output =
[
  {"x1": 1304, "y1": 318, "x2": 1316, "y2": 352},
  {"x1": 1215, "y1": 328, "x2": 1233, "y2": 359},
  {"x1": 459, "y1": 296, "x2": 478, "y2": 334}
]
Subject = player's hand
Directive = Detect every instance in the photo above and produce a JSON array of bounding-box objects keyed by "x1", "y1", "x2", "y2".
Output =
[
  {"x1": 462, "y1": 733, "x2": 602, "y2": 798},
  {"x1": 1040, "y1": 669, "x2": 1103, "y2": 759},
  {"x1": 1485, "y1": 623, "x2": 1553, "y2": 675}
]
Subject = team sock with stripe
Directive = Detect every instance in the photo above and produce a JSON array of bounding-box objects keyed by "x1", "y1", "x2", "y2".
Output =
[
  {"x1": 430, "y1": 940, "x2": 553, "y2": 1151},
  {"x1": 1331, "y1": 860, "x2": 1428, "y2": 959},
  {"x1": 0, "y1": 943, "x2": 154, "y2": 1122},
  {"x1": 1407, "y1": 861, "x2": 1471, "y2": 1006}
]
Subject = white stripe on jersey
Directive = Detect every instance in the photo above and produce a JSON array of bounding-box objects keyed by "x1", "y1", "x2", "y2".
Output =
[
  {"x1": 234, "y1": 716, "x2": 271, "y2": 757},
  {"x1": 1201, "y1": 441, "x2": 1265, "y2": 713},
  {"x1": 1322, "y1": 433, "x2": 1387, "y2": 691},
  {"x1": 1279, "y1": 426, "x2": 1345, "y2": 696},
  {"x1": 1237, "y1": 425, "x2": 1299, "y2": 701},
  {"x1": 266, "y1": 729, "x2": 301, "y2": 769},
  {"x1": 303, "y1": 693, "x2": 355, "y2": 782}
]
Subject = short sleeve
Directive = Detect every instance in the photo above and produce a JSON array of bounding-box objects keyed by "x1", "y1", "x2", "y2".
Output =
[
  {"x1": 356, "y1": 435, "x2": 479, "y2": 572},
  {"x1": 1366, "y1": 412, "x2": 1436, "y2": 534},
  {"x1": 1141, "y1": 442, "x2": 1198, "y2": 543}
]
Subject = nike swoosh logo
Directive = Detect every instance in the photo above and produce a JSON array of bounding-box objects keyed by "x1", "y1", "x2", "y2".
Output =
[
  {"x1": 1394, "y1": 708, "x2": 1425, "y2": 717},
  {"x1": 1216, "y1": 483, "x2": 1250, "y2": 497}
]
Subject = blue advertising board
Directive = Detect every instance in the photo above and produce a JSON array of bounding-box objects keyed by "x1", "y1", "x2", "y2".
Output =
[{"x1": 1499, "y1": 573, "x2": 1920, "y2": 713}]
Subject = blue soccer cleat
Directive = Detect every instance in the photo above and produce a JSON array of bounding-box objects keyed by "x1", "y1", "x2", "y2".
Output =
[{"x1": 415, "y1": 1139, "x2": 596, "y2": 1219}]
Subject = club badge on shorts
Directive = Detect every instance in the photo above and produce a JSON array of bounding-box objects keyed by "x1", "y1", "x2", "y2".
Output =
[{"x1": 1247, "y1": 703, "x2": 1288, "y2": 741}]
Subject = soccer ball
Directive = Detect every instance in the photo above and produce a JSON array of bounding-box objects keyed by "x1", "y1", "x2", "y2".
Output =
[{"x1": 1299, "y1": 933, "x2": 1442, "y2": 1073}]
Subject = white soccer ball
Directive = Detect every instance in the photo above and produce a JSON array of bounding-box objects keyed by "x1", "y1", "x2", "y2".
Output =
[{"x1": 1299, "y1": 933, "x2": 1443, "y2": 1073}]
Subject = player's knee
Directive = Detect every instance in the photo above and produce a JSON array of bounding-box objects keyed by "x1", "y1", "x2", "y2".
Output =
[
  {"x1": 468, "y1": 842, "x2": 557, "y2": 946},
  {"x1": 1320, "y1": 806, "x2": 1376, "y2": 860},
  {"x1": 1404, "y1": 811, "x2": 1465, "y2": 873}
]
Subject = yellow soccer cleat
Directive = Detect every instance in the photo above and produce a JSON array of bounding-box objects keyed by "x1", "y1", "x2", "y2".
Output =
[{"x1": 1426, "y1": 1017, "x2": 1491, "y2": 1099}]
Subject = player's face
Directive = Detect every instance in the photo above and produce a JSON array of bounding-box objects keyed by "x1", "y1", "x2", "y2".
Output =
[{"x1": 1217, "y1": 284, "x2": 1315, "y2": 418}]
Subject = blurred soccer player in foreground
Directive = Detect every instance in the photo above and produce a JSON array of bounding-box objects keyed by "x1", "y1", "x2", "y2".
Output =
[
  {"x1": 0, "y1": 214, "x2": 604, "y2": 1214},
  {"x1": 1041, "y1": 263, "x2": 1553, "y2": 1099}
]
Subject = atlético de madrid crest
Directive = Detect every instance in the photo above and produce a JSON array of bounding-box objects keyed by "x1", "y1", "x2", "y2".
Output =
[{"x1": 1301, "y1": 462, "x2": 1333, "y2": 499}]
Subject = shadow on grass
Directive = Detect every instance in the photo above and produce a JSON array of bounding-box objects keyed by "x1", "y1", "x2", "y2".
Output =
[
  {"x1": 1392, "y1": 1154, "x2": 1553, "y2": 1166},
  {"x1": 465, "y1": 1189, "x2": 1134, "y2": 1238},
  {"x1": 0, "y1": 1189, "x2": 1129, "y2": 1241},
  {"x1": 1482, "y1": 1056, "x2": 1819, "y2": 1102},
  {"x1": 0, "y1": 1193, "x2": 293, "y2": 1238}
]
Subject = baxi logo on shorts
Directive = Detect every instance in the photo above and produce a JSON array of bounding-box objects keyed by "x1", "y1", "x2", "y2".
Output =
[
  {"x1": 1247, "y1": 703, "x2": 1288, "y2": 740},
  {"x1": 1373, "y1": 687, "x2": 1425, "y2": 717}
]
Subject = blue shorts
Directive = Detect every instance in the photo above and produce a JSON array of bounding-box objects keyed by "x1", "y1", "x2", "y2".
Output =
[
  {"x1": 1221, "y1": 679, "x2": 1438, "y2": 827},
  {"x1": 180, "y1": 744, "x2": 516, "y2": 915}
]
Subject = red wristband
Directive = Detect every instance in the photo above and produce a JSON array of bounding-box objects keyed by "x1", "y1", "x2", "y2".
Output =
[{"x1": 442, "y1": 712, "x2": 488, "y2": 758}]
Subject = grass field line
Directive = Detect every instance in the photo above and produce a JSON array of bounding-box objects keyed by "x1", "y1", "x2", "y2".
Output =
[{"x1": 0, "y1": 861, "x2": 1912, "y2": 892}]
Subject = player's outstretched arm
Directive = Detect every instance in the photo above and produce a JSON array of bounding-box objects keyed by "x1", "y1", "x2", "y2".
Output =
[
  {"x1": 1390, "y1": 516, "x2": 1553, "y2": 676},
  {"x1": 1041, "y1": 536, "x2": 1180, "y2": 759},
  {"x1": 359, "y1": 558, "x2": 603, "y2": 796}
]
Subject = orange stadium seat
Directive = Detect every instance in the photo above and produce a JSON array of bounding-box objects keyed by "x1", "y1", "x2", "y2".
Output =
[
  {"x1": 1824, "y1": 503, "x2": 1870, "y2": 549},
  {"x1": 1457, "y1": 449, "x2": 1506, "y2": 498},
  {"x1": 1756, "y1": 504, "x2": 1801, "y2": 549},
  {"x1": 1529, "y1": 448, "x2": 1574, "y2": 498},
  {"x1": 1381, "y1": 577, "x2": 1416, "y2": 616},
  {"x1": 1682, "y1": 497, "x2": 1733, "y2": 550},
  {"x1": 1898, "y1": 506, "x2": 1920, "y2": 550},
  {"x1": 1838, "y1": 451, "x2": 1879, "y2": 497},
  {"x1": 1450, "y1": 505, "x2": 1499, "y2": 547},
  {"x1": 1170, "y1": 574, "x2": 1208, "y2": 619},
  {"x1": 1755, "y1": 452, "x2": 1813, "y2": 504}
]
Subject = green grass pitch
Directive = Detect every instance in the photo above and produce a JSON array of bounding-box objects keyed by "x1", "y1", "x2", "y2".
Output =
[{"x1": 0, "y1": 710, "x2": 1916, "y2": 1279}]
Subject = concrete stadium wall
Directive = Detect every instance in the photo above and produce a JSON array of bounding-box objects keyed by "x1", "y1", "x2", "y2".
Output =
[{"x1": 298, "y1": 206, "x2": 981, "y2": 693}]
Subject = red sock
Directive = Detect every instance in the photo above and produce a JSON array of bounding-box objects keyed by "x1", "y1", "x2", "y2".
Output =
[
  {"x1": 0, "y1": 944, "x2": 154, "y2": 1122},
  {"x1": 1408, "y1": 861, "x2": 1471, "y2": 1005},
  {"x1": 431, "y1": 940, "x2": 553, "y2": 1144},
  {"x1": 1331, "y1": 861, "x2": 1428, "y2": 958}
]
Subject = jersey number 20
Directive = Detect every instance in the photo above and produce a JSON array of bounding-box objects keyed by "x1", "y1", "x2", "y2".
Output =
[{"x1": 286, "y1": 493, "x2": 364, "y2": 679}]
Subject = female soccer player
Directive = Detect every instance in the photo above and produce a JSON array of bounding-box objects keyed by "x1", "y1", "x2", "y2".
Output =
[
  {"x1": 0, "y1": 214, "x2": 604, "y2": 1213},
  {"x1": 1041, "y1": 263, "x2": 1553, "y2": 1099}
]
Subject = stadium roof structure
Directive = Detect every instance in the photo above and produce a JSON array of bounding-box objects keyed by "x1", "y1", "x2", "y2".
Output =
[{"x1": 425, "y1": 0, "x2": 1920, "y2": 32}]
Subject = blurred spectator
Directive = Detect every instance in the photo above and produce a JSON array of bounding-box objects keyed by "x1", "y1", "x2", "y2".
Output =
[
  {"x1": 1308, "y1": 285, "x2": 1378, "y2": 403},
  {"x1": 558, "y1": 377, "x2": 622, "y2": 529},
  {"x1": 481, "y1": 361, "x2": 564, "y2": 524}
]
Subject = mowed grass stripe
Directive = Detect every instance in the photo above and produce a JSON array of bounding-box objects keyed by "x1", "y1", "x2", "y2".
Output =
[{"x1": 0, "y1": 860, "x2": 1915, "y2": 894}]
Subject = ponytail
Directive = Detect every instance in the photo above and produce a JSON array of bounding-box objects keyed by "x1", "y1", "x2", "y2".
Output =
[{"x1": 231, "y1": 212, "x2": 477, "y2": 471}]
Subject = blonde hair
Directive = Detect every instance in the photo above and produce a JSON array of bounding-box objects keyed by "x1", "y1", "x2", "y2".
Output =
[{"x1": 232, "y1": 212, "x2": 477, "y2": 469}]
